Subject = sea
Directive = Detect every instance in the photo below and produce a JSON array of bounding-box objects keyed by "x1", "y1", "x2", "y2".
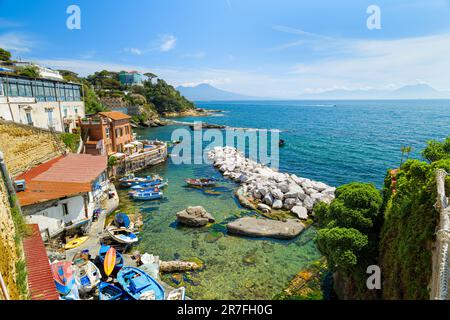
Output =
[{"x1": 116, "y1": 99, "x2": 450, "y2": 299}]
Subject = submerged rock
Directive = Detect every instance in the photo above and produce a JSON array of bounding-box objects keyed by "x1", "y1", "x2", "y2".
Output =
[
  {"x1": 176, "y1": 206, "x2": 215, "y2": 227},
  {"x1": 227, "y1": 217, "x2": 305, "y2": 239}
]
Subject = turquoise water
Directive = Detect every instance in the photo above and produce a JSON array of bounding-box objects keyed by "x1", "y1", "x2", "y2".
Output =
[{"x1": 119, "y1": 100, "x2": 450, "y2": 300}]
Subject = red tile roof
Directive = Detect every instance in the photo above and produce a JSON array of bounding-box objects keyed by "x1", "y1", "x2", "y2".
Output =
[
  {"x1": 22, "y1": 224, "x2": 60, "y2": 300},
  {"x1": 99, "y1": 111, "x2": 131, "y2": 121},
  {"x1": 16, "y1": 154, "x2": 107, "y2": 206}
]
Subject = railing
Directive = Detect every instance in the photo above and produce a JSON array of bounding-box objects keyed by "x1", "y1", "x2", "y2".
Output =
[{"x1": 432, "y1": 169, "x2": 450, "y2": 300}]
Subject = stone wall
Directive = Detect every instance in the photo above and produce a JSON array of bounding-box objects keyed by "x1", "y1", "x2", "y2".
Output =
[
  {"x1": 0, "y1": 172, "x2": 21, "y2": 300},
  {"x1": 0, "y1": 120, "x2": 67, "y2": 177}
]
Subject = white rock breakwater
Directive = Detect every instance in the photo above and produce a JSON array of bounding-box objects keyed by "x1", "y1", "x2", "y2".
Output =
[{"x1": 207, "y1": 146, "x2": 336, "y2": 220}]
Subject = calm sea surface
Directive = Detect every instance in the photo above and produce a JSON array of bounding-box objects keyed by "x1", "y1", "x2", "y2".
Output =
[{"x1": 117, "y1": 100, "x2": 450, "y2": 299}]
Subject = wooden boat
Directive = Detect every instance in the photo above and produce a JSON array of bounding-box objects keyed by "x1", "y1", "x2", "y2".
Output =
[
  {"x1": 106, "y1": 227, "x2": 139, "y2": 244},
  {"x1": 117, "y1": 267, "x2": 165, "y2": 300},
  {"x1": 104, "y1": 247, "x2": 117, "y2": 277},
  {"x1": 73, "y1": 260, "x2": 101, "y2": 294},
  {"x1": 130, "y1": 180, "x2": 168, "y2": 190},
  {"x1": 64, "y1": 236, "x2": 89, "y2": 250},
  {"x1": 51, "y1": 261, "x2": 75, "y2": 296},
  {"x1": 166, "y1": 287, "x2": 186, "y2": 300},
  {"x1": 99, "y1": 282, "x2": 123, "y2": 300},
  {"x1": 114, "y1": 213, "x2": 131, "y2": 229},
  {"x1": 129, "y1": 190, "x2": 163, "y2": 201},
  {"x1": 185, "y1": 178, "x2": 217, "y2": 188},
  {"x1": 119, "y1": 174, "x2": 163, "y2": 188},
  {"x1": 98, "y1": 245, "x2": 124, "y2": 275}
]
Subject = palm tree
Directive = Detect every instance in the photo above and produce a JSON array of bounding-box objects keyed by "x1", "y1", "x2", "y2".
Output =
[{"x1": 400, "y1": 145, "x2": 413, "y2": 168}]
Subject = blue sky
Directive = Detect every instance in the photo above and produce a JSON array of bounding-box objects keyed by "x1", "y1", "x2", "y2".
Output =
[{"x1": 1, "y1": 0, "x2": 450, "y2": 97}]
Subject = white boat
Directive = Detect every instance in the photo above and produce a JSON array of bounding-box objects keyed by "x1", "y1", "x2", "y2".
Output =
[
  {"x1": 73, "y1": 260, "x2": 101, "y2": 295},
  {"x1": 106, "y1": 227, "x2": 139, "y2": 244}
]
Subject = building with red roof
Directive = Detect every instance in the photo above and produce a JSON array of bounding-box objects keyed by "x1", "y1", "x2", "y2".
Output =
[{"x1": 16, "y1": 153, "x2": 108, "y2": 240}]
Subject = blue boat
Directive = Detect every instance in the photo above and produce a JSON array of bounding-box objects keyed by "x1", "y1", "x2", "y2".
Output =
[
  {"x1": 129, "y1": 190, "x2": 164, "y2": 201},
  {"x1": 117, "y1": 267, "x2": 165, "y2": 300},
  {"x1": 98, "y1": 245, "x2": 124, "y2": 274},
  {"x1": 119, "y1": 174, "x2": 163, "y2": 188},
  {"x1": 99, "y1": 282, "x2": 123, "y2": 300},
  {"x1": 130, "y1": 180, "x2": 168, "y2": 190},
  {"x1": 114, "y1": 213, "x2": 131, "y2": 228}
]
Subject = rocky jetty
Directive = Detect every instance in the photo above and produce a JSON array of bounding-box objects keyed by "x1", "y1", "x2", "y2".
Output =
[
  {"x1": 227, "y1": 217, "x2": 304, "y2": 239},
  {"x1": 208, "y1": 146, "x2": 335, "y2": 220},
  {"x1": 176, "y1": 206, "x2": 215, "y2": 227}
]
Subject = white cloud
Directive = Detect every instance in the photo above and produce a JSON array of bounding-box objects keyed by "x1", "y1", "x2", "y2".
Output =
[
  {"x1": 0, "y1": 32, "x2": 33, "y2": 53},
  {"x1": 159, "y1": 34, "x2": 176, "y2": 52}
]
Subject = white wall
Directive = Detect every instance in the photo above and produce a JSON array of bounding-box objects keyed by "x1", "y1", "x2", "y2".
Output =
[{"x1": 25, "y1": 195, "x2": 89, "y2": 238}]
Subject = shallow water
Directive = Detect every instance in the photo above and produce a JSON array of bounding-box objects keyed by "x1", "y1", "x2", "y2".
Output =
[{"x1": 118, "y1": 100, "x2": 450, "y2": 299}]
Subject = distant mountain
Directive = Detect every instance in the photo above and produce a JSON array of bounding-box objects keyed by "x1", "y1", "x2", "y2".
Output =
[
  {"x1": 176, "y1": 83, "x2": 261, "y2": 101},
  {"x1": 298, "y1": 84, "x2": 450, "y2": 100}
]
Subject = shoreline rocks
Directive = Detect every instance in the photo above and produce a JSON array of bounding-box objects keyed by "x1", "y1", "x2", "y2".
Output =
[
  {"x1": 176, "y1": 206, "x2": 215, "y2": 227},
  {"x1": 227, "y1": 217, "x2": 305, "y2": 239},
  {"x1": 207, "y1": 147, "x2": 335, "y2": 220}
]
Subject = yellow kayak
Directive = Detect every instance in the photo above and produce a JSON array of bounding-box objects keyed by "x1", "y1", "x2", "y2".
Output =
[{"x1": 65, "y1": 236, "x2": 89, "y2": 250}]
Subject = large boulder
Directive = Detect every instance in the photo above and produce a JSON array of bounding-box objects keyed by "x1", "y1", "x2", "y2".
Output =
[
  {"x1": 227, "y1": 217, "x2": 305, "y2": 239},
  {"x1": 283, "y1": 198, "x2": 298, "y2": 210},
  {"x1": 176, "y1": 206, "x2": 215, "y2": 227},
  {"x1": 292, "y1": 206, "x2": 308, "y2": 220},
  {"x1": 271, "y1": 188, "x2": 284, "y2": 200},
  {"x1": 263, "y1": 193, "x2": 274, "y2": 206},
  {"x1": 272, "y1": 199, "x2": 283, "y2": 209}
]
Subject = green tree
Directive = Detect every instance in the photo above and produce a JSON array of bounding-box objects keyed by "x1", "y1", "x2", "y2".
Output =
[
  {"x1": 16, "y1": 65, "x2": 40, "y2": 78},
  {"x1": 422, "y1": 137, "x2": 450, "y2": 163},
  {"x1": 315, "y1": 182, "x2": 383, "y2": 296},
  {"x1": 400, "y1": 145, "x2": 412, "y2": 167},
  {"x1": 0, "y1": 48, "x2": 12, "y2": 61}
]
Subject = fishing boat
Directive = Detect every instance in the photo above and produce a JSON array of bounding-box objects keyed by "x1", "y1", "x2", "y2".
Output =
[
  {"x1": 129, "y1": 190, "x2": 164, "y2": 201},
  {"x1": 51, "y1": 261, "x2": 75, "y2": 296},
  {"x1": 98, "y1": 245, "x2": 124, "y2": 275},
  {"x1": 106, "y1": 227, "x2": 139, "y2": 244},
  {"x1": 114, "y1": 213, "x2": 131, "y2": 228},
  {"x1": 119, "y1": 174, "x2": 162, "y2": 187},
  {"x1": 166, "y1": 287, "x2": 186, "y2": 300},
  {"x1": 117, "y1": 267, "x2": 165, "y2": 300},
  {"x1": 73, "y1": 260, "x2": 101, "y2": 295},
  {"x1": 130, "y1": 180, "x2": 168, "y2": 190},
  {"x1": 185, "y1": 178, "x2": 217, "y2": 188},
  {"x1": 103, "y1": 246, "x2": 117, "y2": 277},
  {"x1": 99, "y1": 282, "x2": 123, "y2": 300}
]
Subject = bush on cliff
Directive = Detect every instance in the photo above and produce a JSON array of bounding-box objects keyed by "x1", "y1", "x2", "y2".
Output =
[
  {"x1": 379, "y1": 156, "x2": 450, "y2": 299},
  {"x1": 315, "y1": 182, "x2": 383, "y2": 296}
]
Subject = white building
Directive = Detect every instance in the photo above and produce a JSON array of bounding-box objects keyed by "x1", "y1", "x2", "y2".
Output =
[
  {"x1": 0, "y1": 73, "x2": 85, "y2": 133},
  {"x1": 14, "y1": 62, "x2": 64, "y2": 81},
  {"x1": 16, "y1": 154, "x2": 110, "y2": 240}
]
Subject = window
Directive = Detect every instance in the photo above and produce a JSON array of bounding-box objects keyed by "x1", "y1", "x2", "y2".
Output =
[
  {"x1": 62, "y1": 203, "x2": 69, "y2": 216},
  {"x1": 0, "y1": 82, "x2": 3, "y2": 96},
  {"x1": 25, "y1": 112, "x2": 33, "y2": 125},
  {"x1": 105, "y1": 128, "x2": 110, "y2": 139},
  {"x1": 64, "y1": 108, "x2": 68, "y2": 118},
  {"x1": 75, "y1": 108, "x2": 78, "y2": 115}
]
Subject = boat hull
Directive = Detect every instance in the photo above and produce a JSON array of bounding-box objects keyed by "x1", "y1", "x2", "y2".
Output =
[
  {"x1": 117, "y1": 267, "x2": 165, "y2": 300},
  {"x1": 51, "y1": 261, "x2": 75, "y2": 296}
]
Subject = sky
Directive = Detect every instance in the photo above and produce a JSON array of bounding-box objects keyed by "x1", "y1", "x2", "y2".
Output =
[{"x1": 0, "y1": 0, "x2": 450, "y2": 98}]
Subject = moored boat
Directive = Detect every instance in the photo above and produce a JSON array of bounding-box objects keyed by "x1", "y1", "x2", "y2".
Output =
[
  {"x1": 73, "y1": 260, "x2": 101, "y2": 294},
  {"x1": 114, "y1": 213, "x2": 131, "y2": 228},
  {"x1": 185, "y1": 178, "x2": 217, "y2": 188},
  {"x1": 98, "y1": 245, "x2": 124, "y2": 275},
  {"x1": 130, "y1": 180, "x2": 168, "y2": 190},
  {"x1": 99, "y1": 282, "x2": 123, "y2": 300},
  {"x1": 106, "y1": 227, "x2": 139, "y2": 244},
  {"x1": 51, "y1": 261, "x2": 75, "y2": 296},
  {"x1": 129, "y1": 190, "x2": 164, "y2": 201},
  {"x1": 64, "y1": 236, "x2": 89, "y2": 250},
  {"x1": 119, "y1": 174, "x2": 163, "y2": 187},
  {"x1": 117, "y1": 267, "x2": 165, "y2": 300}
]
